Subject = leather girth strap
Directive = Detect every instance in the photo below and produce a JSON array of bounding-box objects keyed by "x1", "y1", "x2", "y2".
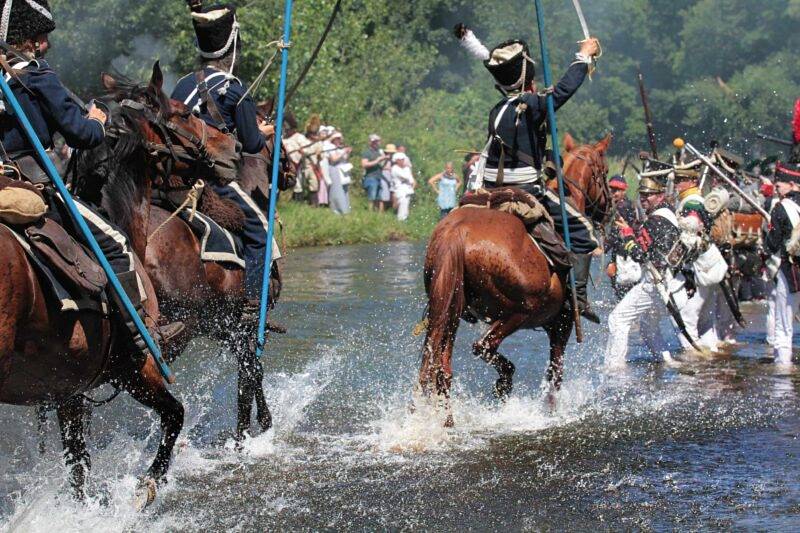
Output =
[{"x1": 194, "y1": 70, "x2": 229, "y2": 134}]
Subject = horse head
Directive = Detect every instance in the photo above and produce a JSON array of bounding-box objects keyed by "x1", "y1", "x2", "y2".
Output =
[
  {"x1": 562, "y1": 132, "x2": 613, "y2": 226},
  {"x1": 99, "y1": 62, "x2": 241, "y2": 185}
]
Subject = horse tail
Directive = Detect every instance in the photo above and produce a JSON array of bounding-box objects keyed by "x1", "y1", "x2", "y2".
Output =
[{"x1": 419, "y1": 226, "x2": 465, "y2": 396}]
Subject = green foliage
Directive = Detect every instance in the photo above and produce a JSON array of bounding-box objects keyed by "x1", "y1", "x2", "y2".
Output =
[{"x1": 46, "y1": 0, "x2": 799, "y2": 180}]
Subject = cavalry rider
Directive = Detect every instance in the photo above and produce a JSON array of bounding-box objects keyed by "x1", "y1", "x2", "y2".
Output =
[
  {"x1": 604, "y1": 177, "x2": 686, "y2": 368},
  {"x1": 0, "y1": 0, "x2": 183, "y2": 358},
  {"x1": 172, "y1": 2, "x2": 279, "y2": 310},
  {"x1": 765, "y1": 163, "x2": 800, "y2": 366},
  {"x1": 456, "y1": 25, "x2": 602, "y2": 323}
]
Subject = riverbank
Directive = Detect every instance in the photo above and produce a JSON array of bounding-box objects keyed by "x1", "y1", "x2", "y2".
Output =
[{"x1": 277, "y1": 190, "x2": 440, "y2": 248}]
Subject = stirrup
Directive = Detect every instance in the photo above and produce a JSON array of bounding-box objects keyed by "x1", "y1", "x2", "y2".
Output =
[{"x1": 156, "y1": 321, "x2": 185, "y2": 344}]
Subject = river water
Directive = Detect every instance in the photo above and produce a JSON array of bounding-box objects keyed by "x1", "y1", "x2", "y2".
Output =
[{"x1": 1, "y1": 242, "x2": 799, "y2": 531}]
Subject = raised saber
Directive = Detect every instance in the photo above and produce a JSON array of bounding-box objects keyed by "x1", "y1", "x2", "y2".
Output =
[{"x1": 572, "y1": 0, "x2": 591, "y2": 39}]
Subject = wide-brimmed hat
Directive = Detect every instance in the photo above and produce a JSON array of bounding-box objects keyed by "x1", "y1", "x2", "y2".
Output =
[
  {"x1": 384, "y1": 143, "x2": 397, "y2": 154},
  {"x1": 191, "y1": 3, "x2": 239, "y2": 60},
  {"x1": 368, "y1": 133, "x2": 381, "y2": 143},
  {"x1": 0, "y1": 0, "x2": 56, "y2": 45},
  {"x1": 392, "y1": 152, "x2": 408, "y2": 163},
  {"x1": 484, "y1": 39, "x2": 536, "y2": 94}
]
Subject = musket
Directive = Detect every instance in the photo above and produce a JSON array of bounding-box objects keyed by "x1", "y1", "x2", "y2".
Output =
[
  {"x1": 684, "y1": 142, "x2": 771, "y2": 223},
  {"x1": 755, "y1": 132, "x2": 794, "y2": 148},
  {"x1": 637, "y1": 69, "x2": 659, "y2": 159},
  {"x1": 720, "y1": 274, "x2": 746, "y2": 328},
  {"x1": 645, "y1": 261, "x2": 702, "y2": 351}
]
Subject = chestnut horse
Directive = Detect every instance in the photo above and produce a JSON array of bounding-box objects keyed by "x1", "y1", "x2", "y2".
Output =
[
  {"x1": 0, "y1": 63, "x2": 239, "y2": 504},
  {"x1": 144, "y1": 141, "x2": 293, "y2": 441},
  {"x1": 419, "y1": 134, "x2": 612, "y2": 423}
]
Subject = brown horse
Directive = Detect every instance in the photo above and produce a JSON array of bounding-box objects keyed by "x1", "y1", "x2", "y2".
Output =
[
  {"x1": 0, "y1": 63, "x2": 240, "y2": 504},
  {"x1": 419, "y1": 134, "x2": 612, "y2": 424},
  {"x1": 143, "y1": 141, "x2": 293, "y2": 441}
]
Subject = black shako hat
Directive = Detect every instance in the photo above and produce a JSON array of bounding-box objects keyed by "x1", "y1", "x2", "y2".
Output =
[
  {"x1": 484, "y1": 39, "x2": 536, "y2": 94},
  {"x1": 192, "y1": 3, "x2": 239, "y2": 59},
  {"x1": 774, "y1": 162, "x2": 800, "y2": 184},
  {"x1": 0, "y1": 0, "x2": 55, "y2": 45}
]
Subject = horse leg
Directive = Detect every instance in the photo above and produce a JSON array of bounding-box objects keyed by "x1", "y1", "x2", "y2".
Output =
[
  {"x1": 56, "y1": 397, "x2": 90, "y2": 501},
  {"x1": 37, "y1": 406, "x2": 48, "y2": 455},
  {"x1": 544, "y1": 309, "x2": 574, "y2": 408},
  {"x1": 120, "y1": 357, "x2": 184, "y2": 508},
  {"x1": 252, "y1": 360, "x2": 272, "y2": 433},
  {"x1": 472, "y1": 314, "x2": 527, "y2": 400}
]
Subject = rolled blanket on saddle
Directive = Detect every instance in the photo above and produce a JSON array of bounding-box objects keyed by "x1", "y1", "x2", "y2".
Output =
[
  {"x1": 459, "y1": 187, "x2": 574, "y2": 271},
  {"x1": 0, "y1": 175, "x2": 47, "y2": 225}
]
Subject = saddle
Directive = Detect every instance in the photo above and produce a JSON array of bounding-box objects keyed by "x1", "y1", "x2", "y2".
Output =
[
  {"x1": 163, "y1": 175, "x2": 245, "y2": 233},
  {"x1": 459, "y1": 187, "x2": 573, "y2": 271},
  {"x1": 0, "y1": 175, "x2": 108, "y2": 298}
]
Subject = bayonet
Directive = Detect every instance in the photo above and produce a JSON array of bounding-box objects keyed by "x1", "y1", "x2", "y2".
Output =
[{"x1": 637, "y1": 69, "x2": 659, "y2": 159}]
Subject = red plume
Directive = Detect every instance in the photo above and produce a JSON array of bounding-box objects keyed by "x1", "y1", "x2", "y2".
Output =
[{"x1": 793, "y1": 98, "x2": 800, "y2": 143}]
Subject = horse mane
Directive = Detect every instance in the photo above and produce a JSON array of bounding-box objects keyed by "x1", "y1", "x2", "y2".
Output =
[{"x1": 72, "y1": 75, "x2": 160, "y2": 232}]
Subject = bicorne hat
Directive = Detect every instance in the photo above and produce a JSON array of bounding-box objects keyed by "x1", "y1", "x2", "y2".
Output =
[
  {"x1": 484, "y1": 40, "x2": 536, "y2": 94},
  {"x1": 0, "y1": 0, "x2": 55, "y2": 45},
  {"x1": 191, "y1": 3, "x2": 239, "y2": 60}
]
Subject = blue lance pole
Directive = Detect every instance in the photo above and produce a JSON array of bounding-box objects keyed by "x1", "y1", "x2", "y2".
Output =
[
  {"x1": 256, "y1": 0, "x2": 294, "y2": 358},
  {"x1": 0, "y1": 71, "x2": 175, "y2": 383},
  {"x1": 533, "y1": 0, "x2": 584, "y2": 342}
]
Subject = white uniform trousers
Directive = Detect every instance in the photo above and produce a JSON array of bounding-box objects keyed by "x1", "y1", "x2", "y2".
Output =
[
  {"x1": 766, "y1": 285, "x2": 777, "y2": 348},
  {"x1": 772, "y1": 270, "x2": 797, "y2": 365},
  {"x1": 674, "y1": 283, "x2": 720, "y2": 352},
  {"x1": 604, "y1": 273, "x2": 683, "y2": 367}
]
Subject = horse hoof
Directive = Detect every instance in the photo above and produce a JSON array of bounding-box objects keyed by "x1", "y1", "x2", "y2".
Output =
[
  {"x1": 444, "y1": 414, "x2": 455, "y2": 428},
  {"x1": 545, "y1": 391, "x2": 557, "y2": 412},
  {"x1": 133, "y1": 477, "x2": 157, "y2": 511},
  {"x1": 494, "y1": 379, "x2": 513, "y2": 401},
  {"x1": 258, "y1": 415, "x2": 272, "y2": 433}
]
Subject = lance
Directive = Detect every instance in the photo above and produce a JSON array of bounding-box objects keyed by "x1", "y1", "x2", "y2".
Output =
[
  {"x1": 0, "y1": 60, "x2": 175, "y2": 383},
  {"x1": 637, "y1": 69, "x2": 659, "y2": 159},
  {"x1": 533, "y1": 0, "x2": 583, "y2": 342},
  {"x1": 684, "y1": 142, "x2": 771, "y2": 223},
  {"x1": 256, "y1": 0, "x2": 294, "y2": 358}
]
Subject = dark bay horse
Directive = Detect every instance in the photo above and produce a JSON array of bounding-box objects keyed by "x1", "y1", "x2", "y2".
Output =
[
  {"x1": 0, "y1": 63, "x2": 240, "y2": 505},
  {"x1": 144, "y1": 142, "x2": 293, "y2": 441},
  {"x1": 419, "y1": 134, "x2": 612, "y2": 424}
]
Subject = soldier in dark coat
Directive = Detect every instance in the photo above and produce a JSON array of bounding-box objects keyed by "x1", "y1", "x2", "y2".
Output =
[
  {"x1": 172, "y1": 3, "x2": 280, "y2": 308},
  {"x1": 0, "y1": 0, "x2": 183, "y2": 357},
  {"x1": 454, "y1": 24, "x2": 602, "y2": 323},
  {"x1": 765, "y1": 163, "x2": 800, "y2": 365}
]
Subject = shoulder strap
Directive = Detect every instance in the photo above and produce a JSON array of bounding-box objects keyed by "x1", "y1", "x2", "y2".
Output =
[
  {"x1": 782, "y1": 198, "x2": 800, "y2": 228},
  {"x1": 653, "y1": 207, "x2": 679, "y2": 227},
  {"x1": 193, "y1": 70, "x2": 229, "y2": 133}
]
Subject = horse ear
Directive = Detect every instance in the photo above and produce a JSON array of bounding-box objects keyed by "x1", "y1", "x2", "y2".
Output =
[
  {"x1": 595, "y1": 133, "x2": 613, "y2": 154},
  {"x1": 563, "y1": 133, "x2": 576, "y2": 153},
  {"x1": 150, "y1": 61, "x2": 164, "y2": 93},
  {"x1": 100, "y1": 72, "x2": 118, "y2": 93}
]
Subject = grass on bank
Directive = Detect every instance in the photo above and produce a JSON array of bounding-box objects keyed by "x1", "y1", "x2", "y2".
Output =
[
  {"x1": 277, "y1": 156, "x2": 629, "y2": 249},
  {"x1": 277, "y1": 188, "x2": 440, "y2": 248}
]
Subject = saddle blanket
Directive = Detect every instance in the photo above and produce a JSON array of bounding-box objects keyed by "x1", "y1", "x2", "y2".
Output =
[
  {"x1": 178, "y1": 209, "x2": 246, "y2": 269},
  {"x1": 1, "y1": 223, "x2": 106, "y2": 313}
]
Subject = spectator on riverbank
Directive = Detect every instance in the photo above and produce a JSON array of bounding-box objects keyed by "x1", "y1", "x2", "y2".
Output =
[
  {"x1": 428, "y1": 162, "x2": 462, "y2": 218},
  {"x1": 391, "y1": 152, "x2": 416, "y2": 221},
  {"x1": 381, "y1": 144, "x2": 397, "y2": 213},
  {"x1": 361, "y1": 134, "x2": 388, "y2": 211},
  {"x1": 328, "y1": 131, "x2": 352, "y2": 215}
]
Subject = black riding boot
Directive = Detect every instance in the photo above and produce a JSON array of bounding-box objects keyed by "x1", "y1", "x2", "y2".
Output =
[
  {"x1": 112, "y1": 271, "x2": 185, "y2": 361},
  {"x1": 572, "y1": 253, "x2": 600, "y2": 324}
]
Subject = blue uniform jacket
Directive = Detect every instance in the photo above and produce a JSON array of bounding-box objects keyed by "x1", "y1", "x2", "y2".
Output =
[
  {"x1": 0, "y1": 59, "x2": 104, "y2": 156},
  {"x1": 171, "y1": 67, "x2": 265, "y2": 154},
  {"x1": 486, "y1": 62, "x2": 588, "y2": 171}
]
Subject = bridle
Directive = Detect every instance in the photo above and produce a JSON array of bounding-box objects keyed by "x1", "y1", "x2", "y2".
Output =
[
  {"x1": 563, "y1": 146, "x2": 612, "y2": 224},
  {"x1": 104, "y1": 97, "x2": 217, "y2": 180}
]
